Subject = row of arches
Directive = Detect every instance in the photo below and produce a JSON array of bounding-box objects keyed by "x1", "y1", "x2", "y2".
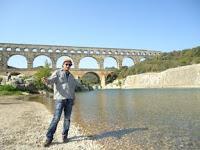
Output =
[
  {"x1": 0, "y1": 47, "x2": 157, "y2": 56},
  {"x1": 7, "y1": 55, "x2": 146, "y2": 69}
]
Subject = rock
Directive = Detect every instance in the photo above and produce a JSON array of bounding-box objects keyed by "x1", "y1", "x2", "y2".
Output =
[{"x1": 105, "y1": 64, "x2": 200, "y2": 89}]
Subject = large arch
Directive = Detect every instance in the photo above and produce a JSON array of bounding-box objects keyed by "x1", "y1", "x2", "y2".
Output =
[
  {"x1": 140, "y1": 57, "x2": 146, "y2": 62},
  {"x1": 80, "y1": 72, "x2": 101, "y2": 85},
  {"x1": 79, "y1": 57, "x2": 99, "y2": 69},
  {"x1": 122, "y1": 57, "x2": 134, "y2": 67},
  {"x1": 33, "y1": 55, "x2": 52, "y2": 68},
  {"x1": 56, "y1": 56, "x2": 74, "y2": 68},
  {"x1": 7, "y1": 55, "x2": 28, "y2": 68},
  {"x1": 104, "y1": 56, "x2": 118, "y2": 69}
]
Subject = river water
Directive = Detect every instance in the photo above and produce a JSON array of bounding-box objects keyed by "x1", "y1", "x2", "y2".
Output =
[{"x1": 28, "y1": 88, "x2": 200, "y2": 149}]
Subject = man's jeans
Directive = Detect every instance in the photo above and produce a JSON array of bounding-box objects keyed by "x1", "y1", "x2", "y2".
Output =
[{"x1": 46, "y1": 99, "x2": 73, "y2": 141}]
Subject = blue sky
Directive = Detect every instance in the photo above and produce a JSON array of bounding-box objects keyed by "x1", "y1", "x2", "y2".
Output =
[{"x1": 1, "y1": 0, "x2": 200, "y2": 68}]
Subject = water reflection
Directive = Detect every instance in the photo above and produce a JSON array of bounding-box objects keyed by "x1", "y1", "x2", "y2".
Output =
[{"x1": 73, "y1": 89, "x2": 200, "y2": 149}]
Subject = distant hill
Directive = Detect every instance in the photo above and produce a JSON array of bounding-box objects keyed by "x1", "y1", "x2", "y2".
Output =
[{"x1": 114, "y1": 46, "x2": 200, "y2": 79}]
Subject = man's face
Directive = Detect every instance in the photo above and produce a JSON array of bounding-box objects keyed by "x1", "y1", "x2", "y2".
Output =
[{"x1": 63, "y1": 61, "x2": 72, "y2": 71}]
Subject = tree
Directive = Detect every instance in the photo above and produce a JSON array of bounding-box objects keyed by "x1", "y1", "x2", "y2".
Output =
[{"x1": 34, "y1": 60, "x2": 51, "y2": 89}]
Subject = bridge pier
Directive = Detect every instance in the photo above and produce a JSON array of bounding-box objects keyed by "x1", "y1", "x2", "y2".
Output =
[
  {"x1": 100, "y1": 75, "x2": 106, "y2": 88},
  {"x1": 52, "y1": 60, "x2": 56, "y2": 69},
  {"x1": 27, "y1": 58, "x2": 33, "y2": 69}
]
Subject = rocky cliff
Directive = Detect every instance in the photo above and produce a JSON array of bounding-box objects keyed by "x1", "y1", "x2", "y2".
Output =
[{"x1": 105, "y1": 64, "x2": 200, "y2": 89}]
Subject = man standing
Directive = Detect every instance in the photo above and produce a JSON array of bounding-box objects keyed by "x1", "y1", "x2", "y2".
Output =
[{"x1": 42, "y1": 58, "x2": 76, "y2": 147}]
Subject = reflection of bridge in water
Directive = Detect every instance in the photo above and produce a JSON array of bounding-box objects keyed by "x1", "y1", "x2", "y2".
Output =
[{"x1": 0, "y1": 43, "x2": 161, "y2": 87}]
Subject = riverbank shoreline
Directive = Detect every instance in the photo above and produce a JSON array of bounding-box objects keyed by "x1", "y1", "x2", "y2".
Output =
[{"x1": 0, "y1": 95, "x2": 103, "y2": 150}]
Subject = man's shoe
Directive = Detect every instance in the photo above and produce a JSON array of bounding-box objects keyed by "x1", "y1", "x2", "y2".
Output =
[
  {"x1": 63, "y1": 136, "x2": 69, "y2": 143},
  {"x1": 44, "y1": 139, "x2": 52, "y2": 147}
]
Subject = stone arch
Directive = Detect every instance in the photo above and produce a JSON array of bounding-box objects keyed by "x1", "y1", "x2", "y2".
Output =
[
  {"x1": 105, "y1": 71, "x2": 117, "y2": 84},
  {"x1": 104, "y1": 56, "x2": 118, "y2": 69},
  {"x1": 79, "y1": 57, "x2": 99, "y2": 69},
  {"x1": 56, "y1": 56, "x2": 74, "y2": 68},
  {"x1": 6, "y1": 47, "x2": 12, "y2": 51},
  {"x1": 15, "y1": 47, "x2": 21, "y2": 52},
  {"x1": 80, "y1": 72, "x2": 101, "y2": 85},
  {"x1": 122, "y1": 57, "x2": 134, "y2": 67},
  {"x1": 33, "y1": 55, "x2": 52, "y2": 68},
  {"x1": 7, "y1": 54, "x2": 28, "y2": 68}
]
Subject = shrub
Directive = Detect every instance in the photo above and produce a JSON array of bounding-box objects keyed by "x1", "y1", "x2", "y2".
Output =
[{"x1": 0, "y1": 85, "x2": 18, "y2": 91}]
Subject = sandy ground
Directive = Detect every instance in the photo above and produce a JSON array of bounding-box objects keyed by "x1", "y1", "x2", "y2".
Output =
[{"x1": 0, "y1": 96, "x2": 104, "y2": 150}]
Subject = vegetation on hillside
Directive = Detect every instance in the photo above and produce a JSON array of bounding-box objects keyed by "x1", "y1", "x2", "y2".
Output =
[{"x1": 112, "y1": 46, "x2": 200, "y2": 79}]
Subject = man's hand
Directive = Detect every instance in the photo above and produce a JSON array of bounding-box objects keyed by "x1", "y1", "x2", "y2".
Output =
[{"x1": 42, "y1": 77, "x2": 48, "y2": 84}]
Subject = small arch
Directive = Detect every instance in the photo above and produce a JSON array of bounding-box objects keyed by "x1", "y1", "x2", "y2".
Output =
[
  {"x1": 77, "y1": 50, "x2": 82, "y2": 54},
  {"x1": 0, "y1": 47, "x2": 3, "y2": 51},
  {"x1": 40, "y1": 49, "x2": 45, "y2": 52},
  {"x1": 63, "y1": 50, "x2": 68, "y2": 53},
  {"x1": 32, "y1": 48, "x2": 37, "y2": 52},
  {"x1": 33, "y1": 55, "x2": 52, "y2": 68},
  {"x1": 79, "y1": 57, "x2": 99, "y2": 69},
  {"x1": 56, "y1": 56, "x2": 74, "y2": 68},
  {"x1": 56, "y1": 49, "x2": 61, "y2": 53},
  {"x1": 104, "y1": 57, "x2": 117, "y2": 69},
  {"x1": 95, "y1": 51, "x2": 100, "y2": 54},
  {"x1": 90, "y1": 51, "x2": 94, "y2": 54},
  {"x1": 48, "y1": 49, "x2": 53, "y2": 53},
  {"x1": 84, "y1": 50, "x2": 88, "y2": 54},
  {"x1": 24, "y1": 48, "x2": 29, "y2": 52},
  {"x1": 70, "y1": 50, "x2": 75, "y2": 53},
  {"x1": 15, "y1": 48, "x2": 20, "y2": 51},
  {"x1": 7, "y1": 55, "x2": 27, "y2": 68},
  {"x1": 7, "y1": 48, "x2": 12, "y2": 51},
  {"x1": 114, "y1": 51, "x2": 118, "y2": 55}
]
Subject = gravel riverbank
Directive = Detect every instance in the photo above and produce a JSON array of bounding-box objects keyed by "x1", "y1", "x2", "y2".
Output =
[{"x1": 0, "y1": 96, "x2": 104, "y2": 150}]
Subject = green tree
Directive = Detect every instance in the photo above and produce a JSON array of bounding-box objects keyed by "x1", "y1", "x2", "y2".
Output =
[{"x1": 34, "y1": 60, "x2": 51, "y2": 89}]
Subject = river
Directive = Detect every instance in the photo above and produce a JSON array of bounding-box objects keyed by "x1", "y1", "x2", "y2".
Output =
[{"x1": 27, "y1": 88, "x2": 200, "y2": 149}]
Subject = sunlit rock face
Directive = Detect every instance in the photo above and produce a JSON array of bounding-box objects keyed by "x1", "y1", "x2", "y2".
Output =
[{"x1": 106, "y1": 64, "x2": 200, "y2": 89}]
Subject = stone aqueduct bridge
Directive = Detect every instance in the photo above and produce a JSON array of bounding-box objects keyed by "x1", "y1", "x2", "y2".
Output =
[{"x1": 0, "y1": 43, "x2": 161, "y2": 87}]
